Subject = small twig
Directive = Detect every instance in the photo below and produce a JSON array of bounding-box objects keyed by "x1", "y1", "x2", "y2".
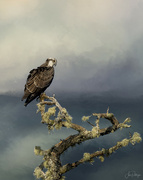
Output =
[
  {"x1": 60, "y1": 132, "x2": 142, "y2": 174},
  {"x1": 46, "y1": 95, "x2": 63, "y2": 112},
  {"x1": 107, "y1": 107, "x2": 109, "y2": 114},
  {"x1": 87, "y1": 120, "x2": 95, "y2": 127},
  {"x1": 40, "y1": 101, "x2": 55, "y2": 106}
]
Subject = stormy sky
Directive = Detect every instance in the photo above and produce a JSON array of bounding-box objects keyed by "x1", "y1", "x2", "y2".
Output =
[
  {"x1": 0, "y1": 0, "x2": 143, "y2": 97},
  {"x1": 0, "y1": 1, "x2": 143, "y2": 180}
]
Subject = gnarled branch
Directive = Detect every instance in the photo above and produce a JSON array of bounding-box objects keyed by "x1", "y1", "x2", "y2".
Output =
[{"x1": 34, "y1": 94, "x2": 141, "y2": 180}]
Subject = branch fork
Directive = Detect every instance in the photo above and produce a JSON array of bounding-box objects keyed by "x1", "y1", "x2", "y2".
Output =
[{"x1": 34, "y1": 93, "x2": 142, "y2": 180}]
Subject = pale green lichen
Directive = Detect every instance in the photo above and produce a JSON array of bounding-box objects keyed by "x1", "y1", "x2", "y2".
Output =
[
  {"x1": 118, "y1": 123, "x2": 131, "y2": 130},
  {"x1": 55, "y1": 121, "x2": 63, "y2": 130},
  {"x1": 43, "y1": 161, "x2": 49, "y2": 168},
  {"x1": 36, "y1": 103, "x2": 41, "y2": 113},
  {"x1": 42, "y1": 106, "x2": 56, "y2": 124},
  {"x1": 60, "y1": 165, "x2": 67, "y2": 174},
  {"x1": 121, "y1": 138, "x2": 129, "y2": 147},
  {"x1": 117, "y1": 141, "x2": 122, "y2": 147},
  {"x1": 102, "y1": 148, "x2": 106, "y2": 154},
  {"x1": 44, "y1": 168, "x2": 65, "y2": 180},
  {"x1": 57, "y1": 111, "x2": 61, "y2": 117},
  {"x1": 107, "y1": 113, "x2": 114, "y2": 118},
  {"x1": 65, "y1": 114, "x2": 72, "y2": 122},
  {"x1": 80, "y1": 130, "x2": 89, "y2": 137},
  {"x1": 45, "y1": 106, "x2": 56, "y2": 118},
  {"x1": 64, "y1": 121, "x2": 72, "y2": 128},
  {"x1": 45, "y1": 170, "x2": 52, "y2": 180},
  {"x1": 36, "y1": 103, "x2": 45, "y2": 114},
  {"x1": 47, "y1": 124, "x2": 54, "y2": 131},
  {"x1": 95, "y1": 119, "x2": 100, "y2": 127},
  {"x1": 124, "y1": 118, "x2": 131, "y2": 123},
  {"x1": 130, "y1": 132, "x2": 142, "y2": 145},
  {"x1": 92, "y1": 126, "x2": 100, "y2": 138},
  {"x1": 60, "y1": 176, "x2": 65, "y2": 180},
  {"x1": 61, "y1": 108, "x2": 67, "y2": 114},
  {"x1": 35, "y1": 99, "x2": 142, "y2": 180},
  {"x1": 33, "y1": 167, "x2": 44, "y2": 179},
  {"x1": 47, "y1": 106, "x2": 56, "y2": 116},
  {"x1": 34, "y1": 146, "x2": 44, "y2": 156},
  {"x1": 61, "y1": 108, "x2": 72, "y2": 122},
  {"x1": 108, "y1": 147, "x2": 113, "y2": 154},
  {"x1": 83, "y1": 153, "x2": 91, "y2": 161},
  {"x1": 82, "y1": 116, "x2": 91, "y2": 121},
  {"x1": 99, "y1": 156, "x2": 104, "y2": 162},
  {"x1": 116, "y1": 132, "x2": 142, "y2": 148},
  {"x1": 118, "y1": 117, "x2": 131, "y2": 130}
]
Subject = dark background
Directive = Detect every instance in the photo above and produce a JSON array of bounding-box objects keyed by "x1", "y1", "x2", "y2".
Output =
[{"x1": 0, "y1": 93, "x2": 142, "y2": 180}]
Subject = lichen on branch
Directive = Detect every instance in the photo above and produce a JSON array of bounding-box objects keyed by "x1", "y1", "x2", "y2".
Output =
[{"x1": 33, "y1": 93, "x2": 142, "y2": 180}]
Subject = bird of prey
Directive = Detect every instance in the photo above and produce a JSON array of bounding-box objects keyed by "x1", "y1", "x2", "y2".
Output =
[{"x1": 21, "y1": 58, "x2": 57, "y2": 106}]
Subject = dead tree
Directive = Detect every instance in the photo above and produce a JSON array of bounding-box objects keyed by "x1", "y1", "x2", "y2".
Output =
[{"x1": 33, "y1": 93, "x2": 142, "y2": 180}]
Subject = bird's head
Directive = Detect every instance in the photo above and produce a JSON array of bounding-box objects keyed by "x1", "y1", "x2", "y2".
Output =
[{"x1": 46, "y1": 58, "x2": 57, "y2": 67}]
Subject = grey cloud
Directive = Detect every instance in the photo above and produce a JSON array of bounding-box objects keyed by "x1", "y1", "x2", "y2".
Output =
[
  {"x1": 52, "y1": 49, "x2": 143, "y2": 98},
  {"x1": 0, "y1": 0, "x2": 40, "y2": 21},
  {"x1": 1, "y1": 0, "x2": 143, "y2": 95},
  {"x1": 0, "y1": 96, "x2": 74, "y2": 180},
  {"x1": 0, "y1": 93, "x2": 142, "y2": 180},
  {"x1": 88, "y1": 150, "x2": 143, "y2": 180}
]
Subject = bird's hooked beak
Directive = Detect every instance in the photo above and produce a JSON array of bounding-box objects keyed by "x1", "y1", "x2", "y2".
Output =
[{"x1": 47, "y1": 57, "x2": 57, "y2": 66}]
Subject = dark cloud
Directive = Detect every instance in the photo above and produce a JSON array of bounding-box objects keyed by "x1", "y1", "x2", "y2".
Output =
[
  {"x1": 52, "y1": 49, "x2": 143, "y2": 98},
  {"x1": 0, "y1": 94, "x2": 142, "y2": 180}
]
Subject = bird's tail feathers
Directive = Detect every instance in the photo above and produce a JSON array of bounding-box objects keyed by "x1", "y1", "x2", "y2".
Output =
[
  {"x1": 24, "y1": 102, "x2": 28, "y2": 106},
  {"x1": 21, "y1": 92, "x2": 29, "y2": 101}
]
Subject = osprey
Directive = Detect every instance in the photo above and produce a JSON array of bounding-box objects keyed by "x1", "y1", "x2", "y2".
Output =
[{"x1": 21, "y1": 58, "x2": 57, "y2": 106}]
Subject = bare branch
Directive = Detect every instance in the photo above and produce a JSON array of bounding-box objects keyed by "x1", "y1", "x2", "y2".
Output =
[{"x1": 87, "y1": 120, "x2": 95, "y2": 127}]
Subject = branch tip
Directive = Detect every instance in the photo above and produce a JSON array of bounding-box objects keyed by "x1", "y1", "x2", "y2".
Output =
[{"x1": 34, "y1": 94, "x2": 142, "y2": 179}]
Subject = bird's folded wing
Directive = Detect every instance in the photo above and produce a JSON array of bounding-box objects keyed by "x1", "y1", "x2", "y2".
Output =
[{"x1": 26, "y1": 67, "x2": 54, "y2": 93}]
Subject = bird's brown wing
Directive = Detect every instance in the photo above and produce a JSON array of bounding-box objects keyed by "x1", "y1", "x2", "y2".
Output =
[
  {"x1": 21, "y1": 67, "x2": 54, "y2": 101},
  {"x1": 34, "y1": 67, "x2": 54, "y2": 88}
]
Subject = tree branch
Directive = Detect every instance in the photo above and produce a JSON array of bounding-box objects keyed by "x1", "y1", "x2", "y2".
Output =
[
  {"x1": 60, "y1": 132, "x2": 142, "y2": 174},
  {"x1": 34, "y1": 94, "x2": 141, "y2": 180}
]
